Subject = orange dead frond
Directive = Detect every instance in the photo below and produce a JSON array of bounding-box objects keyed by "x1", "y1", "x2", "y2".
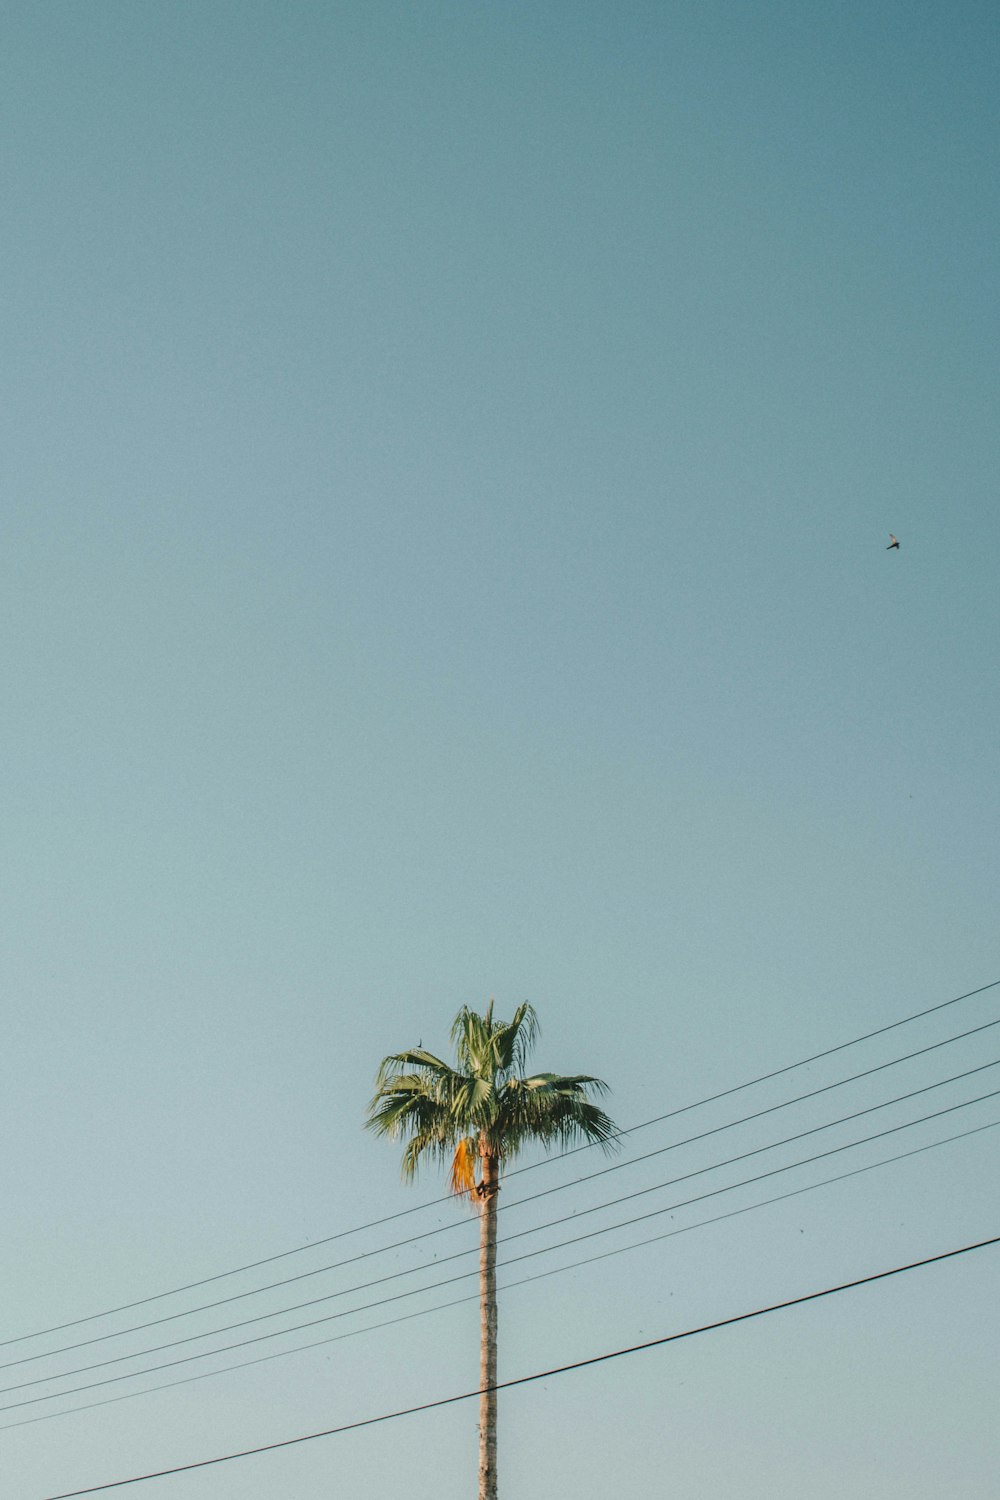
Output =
[{"x1": 449, "y1": 1136, "x2": 478, "y2": 1198}]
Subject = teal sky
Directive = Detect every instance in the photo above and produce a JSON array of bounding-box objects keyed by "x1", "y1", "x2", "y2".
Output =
[{"x1": 2, "y1": 4, "x2": 998, "y2": 1496}]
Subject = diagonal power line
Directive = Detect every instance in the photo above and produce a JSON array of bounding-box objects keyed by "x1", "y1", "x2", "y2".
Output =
[
  {"x1": 40, "y1": 1232, "x2": 1000, "y2": 1498},
  {"x1": 6, "y1": 977, "x2": 997, "y2": 1353},
  {"x1": 5, "y1": 1079, "x2": 998, "y2": 1416},
  {"x1": 6, "y1": 1115, "x2": 997, "y2": 1435},
  {"x1": 7, "y1": 1002, "x2": 999, "y2": 1373}
]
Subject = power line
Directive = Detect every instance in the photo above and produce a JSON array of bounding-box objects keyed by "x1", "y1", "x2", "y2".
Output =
[
  {"x1": 7, "y1": 1066, "x2": 997, "y2": 1401},
  {"x1": 5, "y1": 1082, "x2": 996, "y2": 1417},
  {"x1": 13, "y1": 1058, "x2": 998, "y2": 1390},
  {"x1": 490, "y1": 1088, "x2": 1000, "y2": 1284},
  {"x1": 498, "y1": 1061, "x2": 1000, "y2": 1255},
  {"x1": 39, "y1": 1231, "x2": 1000, "y2": 1498},
  {"x1": 6, "y1": 975, "x2": 996, "y2": 1353},
  {"x1": 501, "y1": 1013, "x2": 1000, "y2": 1214},
  {"x1": 544, "y1": 976, "x2": 1000, "y2": 1166},
  {"x1": 8, "y1": 1011, "x2": 997, "y2": 1376},
  {"x1": 7, "y1": 1115, "x2": 996, "y2": 1435}
]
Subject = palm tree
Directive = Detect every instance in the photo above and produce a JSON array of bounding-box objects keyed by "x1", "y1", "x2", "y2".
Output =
[{"x1": 365, "y1": 1001, "x2": 618, "y2": 1500}]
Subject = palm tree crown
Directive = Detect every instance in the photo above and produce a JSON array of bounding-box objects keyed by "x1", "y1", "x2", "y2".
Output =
[{"x1": 366, "y1": 999, "x2": 618, "y2": 1195}]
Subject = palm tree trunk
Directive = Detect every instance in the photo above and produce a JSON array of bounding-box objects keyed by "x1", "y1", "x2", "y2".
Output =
[{"x1": 478, "y1": 1150, "x2": 499, "y2": 1500}]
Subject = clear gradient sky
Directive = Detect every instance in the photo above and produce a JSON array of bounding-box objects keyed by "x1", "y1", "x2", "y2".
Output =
[{"x1": 2, "y1": 3, "x2": 998, "y2": 1497}]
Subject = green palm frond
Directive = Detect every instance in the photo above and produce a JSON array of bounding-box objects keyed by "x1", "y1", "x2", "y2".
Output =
[
  {"x1": 490, "y1": 1072, "x2": 618, "y2": 1154},
  {"x1": 494, "y1": 1002, "x2": 539, "y2": 1078},
  {"x1": 374, "y1": 1048, "x2": 454, "y2": 1090},
  {"x1": 449, "y1": 1000, "x2": 540, "y2": 1082},
  {"x1": 451, "y1": 1004, "x2": 492, "y2": 1075}
]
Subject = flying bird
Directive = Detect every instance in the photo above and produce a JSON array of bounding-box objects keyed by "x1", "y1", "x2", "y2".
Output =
[{"x1": 887, "y1": 534, "x2": 899, "y2": 550}]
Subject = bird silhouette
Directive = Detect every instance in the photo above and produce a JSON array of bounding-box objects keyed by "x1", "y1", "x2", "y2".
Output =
[{"x1": 887, "y1": 534, "x2": 900, "y2": 550}]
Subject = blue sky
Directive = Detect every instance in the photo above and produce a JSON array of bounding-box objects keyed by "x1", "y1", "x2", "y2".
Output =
[{"x1": 2, "y1": 3, "x2": 998, "y2": 1496}]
